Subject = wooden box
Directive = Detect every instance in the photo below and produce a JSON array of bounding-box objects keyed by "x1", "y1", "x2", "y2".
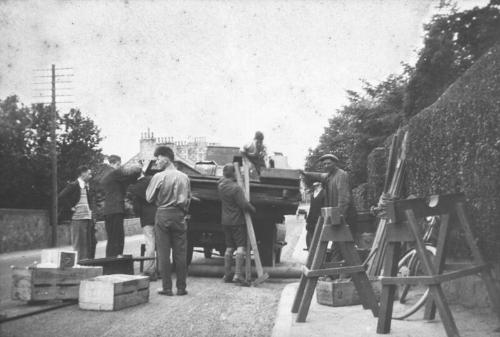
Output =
[
  {"x1": 316, "y1": 278, "x2": 382, "y2": 307},
  {"x1": 11, "y1": 266, "x2": 103, "y2": 302},
  {"x1": 79, "y1": 274, "x2": 149, "y2": 311},
  {"x1": 78, "y1": 255, "x2": 134, "y2": 275},
  {"x1": 40, "y1": 249, "x2": 78, "y2": 269}
]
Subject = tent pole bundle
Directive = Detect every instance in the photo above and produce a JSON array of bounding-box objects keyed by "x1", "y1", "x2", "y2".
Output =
[{"x1": 366, "y1": 129, "x2": 409, "y2": 277}]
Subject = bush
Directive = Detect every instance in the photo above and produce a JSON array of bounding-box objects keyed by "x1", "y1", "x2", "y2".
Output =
[{"x1": 406, "y1": 43, "x2": 500, "y2": 261}]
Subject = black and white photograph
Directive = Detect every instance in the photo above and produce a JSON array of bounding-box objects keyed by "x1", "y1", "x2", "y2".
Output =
[{"x1": 1, "y1": 0, "x2": 500, "y2": 336}]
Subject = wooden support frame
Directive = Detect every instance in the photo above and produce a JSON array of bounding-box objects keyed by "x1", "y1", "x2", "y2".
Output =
[
  {"x1": 376, "y1": 193, "x2": 500, "y2": 337},
  {"x1": 291, "y1": 206, "x2": 379, "y2": 323}
]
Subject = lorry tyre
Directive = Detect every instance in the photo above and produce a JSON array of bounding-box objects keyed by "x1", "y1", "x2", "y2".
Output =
[
  {"x1": 204, "y1": 247, "x2": 213, "y2": 259},
  {"x1": 187, "y1": 243, "x2": 194, "y2": 265}
]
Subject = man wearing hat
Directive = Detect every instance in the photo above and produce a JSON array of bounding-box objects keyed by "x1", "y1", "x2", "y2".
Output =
[
  {"x1": 301, "y1": 154, "x2": 355, "y2": 227},
  {"x1": 301, "y1": 154, "x2": 356, "y2": 265},
  {"x1": 305, "y1": 181, "x2": 325, "y2": 250},
  {"x1": 241, "y1": 131, "x2": 267, "y2": 176}
]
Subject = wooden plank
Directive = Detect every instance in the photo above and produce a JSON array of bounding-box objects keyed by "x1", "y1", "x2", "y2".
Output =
[
  {"x1": 31, "y1": 285, "x2": 80, "y2": 301},
  {"x1": 31, "y1": 267, "x2": 103, "y2": 285},
  {"x1": 260, "y1": 168, "x2": 300, "y2": 180},
  {"x1": 234, "y1": 160, "x2": 268, "y2": 282},
  {"x1": 303, "y1": 265, "x2": 365, "y2": 278}
]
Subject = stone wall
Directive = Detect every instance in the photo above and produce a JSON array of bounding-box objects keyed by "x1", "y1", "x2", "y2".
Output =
[
  {"x1": 0, "y1": 208, "x2": 51, "y2": 253},
  {"x1": 0, "y1": 208, "x2": 142, "y2": 253}
]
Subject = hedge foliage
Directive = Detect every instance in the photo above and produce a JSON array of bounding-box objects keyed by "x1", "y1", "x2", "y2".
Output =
[{"x1": 406, "y1": 43, "x2": 500, "y2": 260}]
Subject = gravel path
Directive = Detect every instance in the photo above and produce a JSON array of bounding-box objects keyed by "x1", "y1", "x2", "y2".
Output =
[{"x1": 0, "y1": 276, "x2": 294, "y2": 337}]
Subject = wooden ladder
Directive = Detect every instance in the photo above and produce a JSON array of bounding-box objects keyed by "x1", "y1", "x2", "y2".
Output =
[
  {"x1": 377, "y1": 193, "x2": 500, "y2": 337},
  {"x1": 291, "y1": 206, "x2": 379, "y2": 322}
]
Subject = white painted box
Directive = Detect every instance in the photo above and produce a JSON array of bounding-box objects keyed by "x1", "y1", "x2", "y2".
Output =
[
  {"x1": 40, "y1": 249, "x2": 78, "y2": 269},
  {"x1": 79, "y1": 274, "x2": 150, "y2": 311}
]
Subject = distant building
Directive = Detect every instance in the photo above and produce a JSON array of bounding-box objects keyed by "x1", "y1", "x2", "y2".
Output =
[
  {"x1": 269, "y1": 152, "x2": 290, "y2": 169},
  {"x1": 206, "y1": 145, "x2": 240, "y2": 165},
  {"x1": 125, "y1": 129, "x2": 291, "y2": 174}
]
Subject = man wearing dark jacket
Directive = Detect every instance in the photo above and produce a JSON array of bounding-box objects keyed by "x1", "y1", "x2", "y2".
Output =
[
  {"x1": 305, "y1": 182, "x2": 325, "y2": 250},
  {"x1": 128, "y1": 161, "x2": 158, "y2": 278},
  {"x1": 101, "y1": 155, "x2": 141, "y2": 257},
  {"x1": 58, "y1": 165, "x2": 96, "y2": 261},
  {"x1": 217, "y1": 163, "x2": 256, "y2": 284}
]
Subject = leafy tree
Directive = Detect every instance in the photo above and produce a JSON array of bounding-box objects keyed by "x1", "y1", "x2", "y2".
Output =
[
  {"x1": 0, "y1": 96, "x2": 103, "y2": 209},
  {"x1": 305, "y1": 74, "x2": 407, "y2": 186},
  {"x1": 404, "y1": 3, "x2": 500, "y2": 117},
  {"x1": 306, "y1": 1, "x2": 500, "y2": 189}
]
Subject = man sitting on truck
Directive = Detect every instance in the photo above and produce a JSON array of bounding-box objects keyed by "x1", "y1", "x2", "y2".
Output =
[
  {"x1": 217, "y1": 163, "x2": 256, "y2": 284},
  {"x1": 241, "y1": 131, "x2": 267, "y2": 177}
]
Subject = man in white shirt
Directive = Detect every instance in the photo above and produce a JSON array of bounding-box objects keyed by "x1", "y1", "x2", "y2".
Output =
[{"x1": 58, "y1": 166, "x2": 94, "y2": 261}]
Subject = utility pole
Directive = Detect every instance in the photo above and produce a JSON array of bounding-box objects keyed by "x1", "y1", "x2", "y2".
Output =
[
  {"x1": 50, "y1": 64, "x2": 57, "y2": 247},
  {"x1": 33, "y1": 65, "x2": 74, "y2": 247}
]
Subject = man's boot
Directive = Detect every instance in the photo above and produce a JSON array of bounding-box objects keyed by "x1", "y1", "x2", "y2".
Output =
[
  {"x1": 233, "y1": 252, "x2": 246, "y2": 284},
  {"x1": 223, "y1": 252, "x2": 233, "y2": 283}
]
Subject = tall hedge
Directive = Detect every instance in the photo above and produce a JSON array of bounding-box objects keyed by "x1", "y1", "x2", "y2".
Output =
[{"x1": 406, "y1": 43, "x2": 500, "y2": 261}]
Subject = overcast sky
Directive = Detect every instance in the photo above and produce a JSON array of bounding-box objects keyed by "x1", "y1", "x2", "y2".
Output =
[{"x1": 0, "y1": 0, "x2": 488, "y2": 168}]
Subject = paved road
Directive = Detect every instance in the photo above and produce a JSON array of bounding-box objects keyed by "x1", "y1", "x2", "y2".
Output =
[{"x1": 0, "y1": 215, "x2": 306, "y2": 337}]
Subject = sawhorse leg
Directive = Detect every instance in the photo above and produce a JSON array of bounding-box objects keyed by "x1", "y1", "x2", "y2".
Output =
[
  {"x1": 406, "y1": 209, "x2": 459, "y2": 337},
  {"x1": 296, "y1": 238, "x2": 329, "y2": 322},
  {"x1": 377, "y1": 241, "x2": 401, "y2": 334},
  {"x1": 292, "y1": 216, "x2": 323, "y2": 313},
  {"x1": 456, "y1": 203, "x2": 500, "y2": 319},
  {"x1": 339, "y1": 242, "x2": 379, "y2": 317},
  {"x1": 424, "y1": 214, "x2": 450, "y2": 320}
]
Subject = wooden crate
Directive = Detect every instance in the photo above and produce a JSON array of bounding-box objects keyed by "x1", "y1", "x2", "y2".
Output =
[
  {"x1": 11, "y1": 266, "x2": 103, "y2": 302},
  {"x1": 79, "y1": 274, "x2": 149, "y2": 311},
  {"x1": 316, "y1": 278, "x2": 382, "y2": 307}
]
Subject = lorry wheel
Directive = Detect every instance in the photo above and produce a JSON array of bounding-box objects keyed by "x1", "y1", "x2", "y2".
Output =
[
  {"x1": 187, "y1": 243, "x2": 194, "y2": 265},
  {"x1": 204, "y1": 247, "x2": 212, "y2": 259},
  {"x1": 275, "y1": 247, "x2": 282, "y2": 264}
]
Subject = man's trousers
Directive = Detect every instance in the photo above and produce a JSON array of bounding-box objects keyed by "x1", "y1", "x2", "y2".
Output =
[
  {"x1": 71, "y1": 219, "x2": 94, "y2": 261},
  {"x1": 155, "y1": 208, "x2": 187, "y2": 292},
  {"x1": 105, "y1": 213, "x2": 125, "y2": 257},
  {"x1": 142, "y1": 225, "x2": 156, "y2": 274}
]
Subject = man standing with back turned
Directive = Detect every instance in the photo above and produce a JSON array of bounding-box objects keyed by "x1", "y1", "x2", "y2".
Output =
[
  {"x1": 217, "y1": 163, "x2": 256, "y2": 284},
  {"x1": 146, "y1": 146, "x2": 191, "y2": 296},
  {"x1": 101, "y1": 155, "x2": 140, "y2": 257}
]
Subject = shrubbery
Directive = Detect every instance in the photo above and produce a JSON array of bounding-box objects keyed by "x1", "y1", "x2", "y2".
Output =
[{"x1": 406, "y1": 43, "x2": 500, "y2": 260}]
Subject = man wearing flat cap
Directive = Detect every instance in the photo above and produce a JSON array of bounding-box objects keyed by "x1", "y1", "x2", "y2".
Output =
[
  {"x1": 301, "y1": 154, "x2": 355, "y2": 227},
  {"x1": 301, "y1": 154, "x2": 356, "y2": 265}
]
